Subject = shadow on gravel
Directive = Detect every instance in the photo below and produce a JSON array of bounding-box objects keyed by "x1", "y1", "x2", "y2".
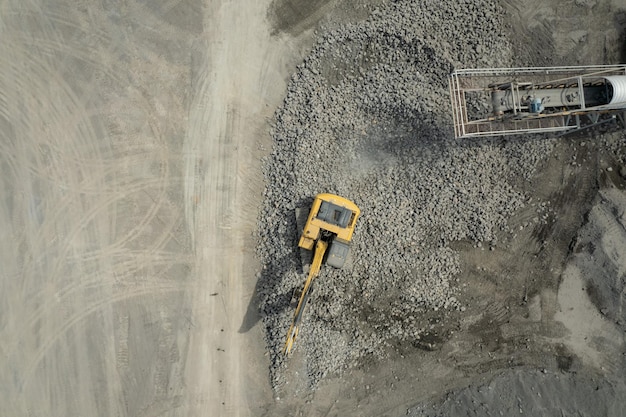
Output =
[
  {"x1": 238, "y1": 274, "x2": 293, "y2": 335},
  {"x1": 238, "y1": 253, "x2": 296, "y2": 334},
  {"x1": 238, "y1": 285, "x2": 292, "y2": 334},
  {"x1": 239, "y1": 197, "x2": 313, "y2": 334}
]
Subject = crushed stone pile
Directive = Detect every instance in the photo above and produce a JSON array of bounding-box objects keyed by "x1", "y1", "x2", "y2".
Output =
[{"x1": 257, "y1": 0, "x2": 556, "y2": 388}]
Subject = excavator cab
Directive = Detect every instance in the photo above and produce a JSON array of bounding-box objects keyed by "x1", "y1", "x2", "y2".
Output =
[{"x1": 298, "y1": 193, "x2": 360, "y2": 268}]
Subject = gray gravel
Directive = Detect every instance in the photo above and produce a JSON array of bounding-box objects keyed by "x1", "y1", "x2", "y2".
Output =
[
  {"x1": 257, "y1": 0, "x2": 556, "y2": 388},
  {"x1": 408, "y1": 368, "x2": 626, "y2": 417}
]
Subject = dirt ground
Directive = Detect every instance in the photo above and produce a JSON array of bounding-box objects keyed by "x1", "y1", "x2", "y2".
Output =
[
  {"x1": 0, "y1": 0, "x2": 292, "y2": 415},
  {"x1": 1, "y1": 1, "x2": 626, "y2": 417}
]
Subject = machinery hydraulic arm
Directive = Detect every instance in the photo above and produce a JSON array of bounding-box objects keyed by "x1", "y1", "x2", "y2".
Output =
[{"x1": 283, "y1": 239, "x2": 328, "y2": 355}]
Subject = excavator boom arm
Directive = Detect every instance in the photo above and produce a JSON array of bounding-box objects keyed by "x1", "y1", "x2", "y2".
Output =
[{"x1": 284, "y1": 239, "x2": 328, "y2": 354}]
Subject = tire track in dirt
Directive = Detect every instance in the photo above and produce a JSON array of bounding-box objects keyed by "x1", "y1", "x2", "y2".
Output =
[
  {"x1": 1, "y1": 0, "x2": 288, "y2": 415},
  {"x1": 15, "y1": 163, "x2": 164, "y2": 249},
  {"x1": 0, "y1": 134, "x2": 157, "y2": 184},
  {"x1": 4, "y1": 243, "x2": 193, "y2": 383},
  {"x1": 20, "y1": 249, "x2": 192, "y2": 326},
  {"x1": 1, "y1": 3, "x2": 195, "y2": 415},
  {"x1": 3, "y1": 166, "x2": 183, "y2": 369},
  {"x1": 130, "y1": 1, "x2": 200, "y2": 39},
  {"x1": 21, "y1": 282, "x2": 186, "y2": 389},
  {"x1": 0, "y1": 34, "x2": 111, "y2": 288},
  {"x1": 0, "y1": 162, "x2": 170, "y2": 321},
  {"x1": 1, "y1": 3, "x2": 125, "y2": 85},
  {"x1": 7, "y1": 167, "x2": 167, "y2": 320},
  {"x1": 1, "y1": 44, "x2": 172, "y2": 347},
  {"x1": 181, "y1": 42, "x2": 226, "y2": 415}
]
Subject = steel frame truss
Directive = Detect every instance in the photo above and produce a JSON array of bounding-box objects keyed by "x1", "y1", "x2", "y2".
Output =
[{"x1": 449, "y1": 65, "x2": 626, "y2": 138}]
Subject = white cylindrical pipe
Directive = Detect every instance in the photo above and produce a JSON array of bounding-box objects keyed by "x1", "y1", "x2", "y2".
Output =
[{"x1": 604, "y1": 76, "x2": 626, "y2": 107}]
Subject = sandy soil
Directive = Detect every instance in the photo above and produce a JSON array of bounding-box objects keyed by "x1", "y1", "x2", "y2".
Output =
[{"x1": 0, "y1": 1, "x2": 306, "y2": 416}]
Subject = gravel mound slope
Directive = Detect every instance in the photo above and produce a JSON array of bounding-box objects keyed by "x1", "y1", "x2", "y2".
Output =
[{"x1": 257, "y1": 0, "x2": 555, "y2": 387}]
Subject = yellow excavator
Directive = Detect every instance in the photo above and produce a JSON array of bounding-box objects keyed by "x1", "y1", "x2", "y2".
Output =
[{"x1": 283, "y1": 193, "x2": 361, "y2": 354}]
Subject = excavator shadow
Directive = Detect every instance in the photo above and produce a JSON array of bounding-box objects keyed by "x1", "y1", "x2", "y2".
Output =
[
  {"x1": 238, "y1": 253, "x2": 296, "y2": 334},
  {"x1": 238, "y1": 198, "x2": 313, "y2": 335},
  {"x1": 295, "y1": 206, "x2": 314, "y2": 271}
]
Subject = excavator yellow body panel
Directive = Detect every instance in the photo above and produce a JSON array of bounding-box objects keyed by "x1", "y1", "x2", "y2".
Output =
[
  {"x1": 298, "y1": 193, "x2": 360, "y2": 249},
  {"x1": 284, "y1": 194, "x2": 360, "y2": 355}
]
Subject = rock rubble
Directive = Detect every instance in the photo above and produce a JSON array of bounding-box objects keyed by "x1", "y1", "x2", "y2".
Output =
[{"x1": 257, "y1": 0, "x2": 555, "y2": 388}]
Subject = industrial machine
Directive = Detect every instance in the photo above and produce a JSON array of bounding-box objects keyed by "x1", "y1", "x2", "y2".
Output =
[
  {"x1": 449, "y1": 65, "x2": 626, "y2": 138},
  {"x1": 283, "y1": 193, "x2": 361, "y2": 355}
]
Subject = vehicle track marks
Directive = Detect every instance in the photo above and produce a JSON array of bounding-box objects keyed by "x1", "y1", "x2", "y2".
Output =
[
  {"x1": 20, "y1": 282, "x2": 186, "y2": 390},
  {"x1": 1, "y1": 3, "x2": 193, "y2": 409}
]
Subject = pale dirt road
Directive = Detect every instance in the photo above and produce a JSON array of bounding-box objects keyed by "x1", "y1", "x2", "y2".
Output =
[
  {"x1": 181, "y1": 1, "x2": 306, "y2": 416},
  {"x1": 0, "y1": 1, "x2": 305, "y2": 416}
]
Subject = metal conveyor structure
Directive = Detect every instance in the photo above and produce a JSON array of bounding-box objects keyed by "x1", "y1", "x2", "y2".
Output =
[{"x1": 449, "y1": 65, "x2": 626, "y2": 138}]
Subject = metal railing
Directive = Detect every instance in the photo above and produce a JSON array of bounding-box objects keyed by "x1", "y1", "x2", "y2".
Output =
[{"x1": 449, "y1": 65, "x2": 626, "y2": 138}]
